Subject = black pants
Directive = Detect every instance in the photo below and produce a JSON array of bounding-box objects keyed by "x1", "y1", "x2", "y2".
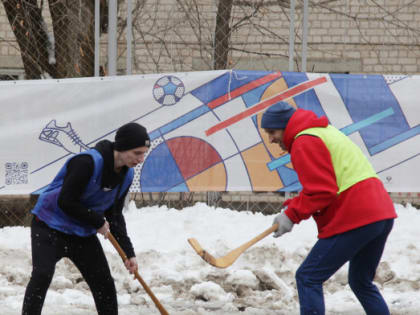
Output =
[{"x1": 22, "y1": 217, "x2": 117, "y2": 315}]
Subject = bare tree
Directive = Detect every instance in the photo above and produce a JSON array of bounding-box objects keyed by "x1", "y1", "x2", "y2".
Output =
[
  {"x1": 213, "y1": 0, "x2": 233, "y2": 69},
  {"x1": 2, "y1": 0, "x2": 292, "y2": 77},
  {"x1": 2, "y1": 0, "x2": 105, "y2": 79},
  {"x1": 3, "y1": 0, "x2": 420, "y2": 77},
  {"x1": 49, "y1": 0, "x2": 95, "y2": 78},
  {"x1": 3, "y1": 0, "x2": 56, "y2": 79}
]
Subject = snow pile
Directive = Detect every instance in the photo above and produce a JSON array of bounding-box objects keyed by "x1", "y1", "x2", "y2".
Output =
[{"x1": 0, "y1": 202, "x2": 419, "y2": 314}]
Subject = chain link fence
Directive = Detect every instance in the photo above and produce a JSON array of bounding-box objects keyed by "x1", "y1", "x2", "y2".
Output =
[
  {"x1": 1, "y1": 1, "x2": 420, "y2": 227},
  {"x1": 2, "y1": 192, "x2": 420, "y2": 228},
  {"x1": 0, "y1": 195, "x2": 36, "y2": 227},
  {"x1": 0, "y1": 192, "x2": 288, "y2": 227},
  {"x1": 2, "y1": 1, "x2": 420, "y2": 78},
  {"x1": 131, "y1": 191, "x2": 287, "y2": 213},
  {"x1": 1, "y1": 0, "x2": 295, "y2": 78}
]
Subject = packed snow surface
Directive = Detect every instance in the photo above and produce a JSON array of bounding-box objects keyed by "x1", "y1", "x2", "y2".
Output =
[{"x1": 0, "y1": 202, "x2": 419, "y2": 314}]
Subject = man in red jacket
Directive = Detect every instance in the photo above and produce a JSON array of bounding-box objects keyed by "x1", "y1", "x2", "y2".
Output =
[{"x1": 261, "y1": 101, "x2": 397, "y2": 315}]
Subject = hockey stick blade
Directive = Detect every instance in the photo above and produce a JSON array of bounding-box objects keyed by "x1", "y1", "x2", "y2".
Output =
[{"x1": 188, "y1": 223, "x2": 279, "y2": 269}]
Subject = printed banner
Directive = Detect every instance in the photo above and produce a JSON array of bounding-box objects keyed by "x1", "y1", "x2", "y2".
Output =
[{"x1": 0, "y1": 71, "x2": 418, "y2": 194}]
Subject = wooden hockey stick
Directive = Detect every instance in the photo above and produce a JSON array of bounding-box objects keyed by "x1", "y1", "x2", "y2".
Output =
[
  {"x1": 188, "y1": 223, "x2": 278, "y2": 268},
  {"x1": 108, "y1": 233, "x2": 169, "y2": 315}
]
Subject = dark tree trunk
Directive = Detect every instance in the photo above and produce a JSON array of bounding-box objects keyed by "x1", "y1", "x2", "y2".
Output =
[
  {"x1": 214, "y1": 0, "x2": 233, "y2": 70},
  {"x1": 48, "y1": 0, "x2": 95, "y2": 78},
  {"x1": 2, "y1": 0, "x2": 96, "y2": 79},
  {"x1": 2, "y1": 0, "x2": 57, "y2": 79}
]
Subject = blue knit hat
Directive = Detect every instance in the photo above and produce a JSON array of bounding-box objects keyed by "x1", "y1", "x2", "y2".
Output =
[{"x1": 261, "y1": 101, "x2": 296, "y2": 129}]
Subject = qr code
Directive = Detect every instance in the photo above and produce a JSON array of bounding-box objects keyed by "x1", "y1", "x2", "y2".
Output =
[{"x1": 5, "y1": 162, "x2": 28, "y2": 185}]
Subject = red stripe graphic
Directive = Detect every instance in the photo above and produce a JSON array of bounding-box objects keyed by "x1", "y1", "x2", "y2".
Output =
[
  {"x1": 207, "y1": 72, "x2": 282, "y2": 109},
  {"x1": 205, "y1": 76, "x2": 327, "y2": 137}
]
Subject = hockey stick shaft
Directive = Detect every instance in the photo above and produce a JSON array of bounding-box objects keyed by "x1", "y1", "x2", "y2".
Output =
[{"x1": 108, "y1": 233, "x2": 169, "y2": 315}]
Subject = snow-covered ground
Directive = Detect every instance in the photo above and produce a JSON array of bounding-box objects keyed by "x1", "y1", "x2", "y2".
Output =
[{"x1": 0, "y1": 202, "x2": 419, "y2": 314}]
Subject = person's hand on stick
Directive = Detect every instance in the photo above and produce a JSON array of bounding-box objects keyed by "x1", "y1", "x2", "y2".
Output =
[
  {"x1": 97, "y1": 220, "x2": 110, "y2": 239},
  {"x1": 272, "y1": 211, "x2": 294, "y2": 238},
  {"x1": 125, "y1": 257, "x2": 138, "y2": 275}
]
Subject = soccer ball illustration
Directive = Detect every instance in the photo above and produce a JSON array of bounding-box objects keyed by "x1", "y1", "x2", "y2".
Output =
[{"x1": 153, "y1": 75, "x2": 185, "y2": 106}]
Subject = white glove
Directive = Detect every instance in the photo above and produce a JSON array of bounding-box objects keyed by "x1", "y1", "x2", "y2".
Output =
[{"x1": 272, "y1": 211, "x2": 294, "y2": 238}]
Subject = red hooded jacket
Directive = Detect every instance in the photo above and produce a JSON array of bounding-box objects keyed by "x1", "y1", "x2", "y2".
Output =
[{"x1": 282, "y1": 109, "x2": 397, "y2": 238}]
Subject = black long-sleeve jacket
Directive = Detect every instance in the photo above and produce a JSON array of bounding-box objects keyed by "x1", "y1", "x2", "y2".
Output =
[{"x1": 57, "y1": 140, "x2": 135, "y2": 258}]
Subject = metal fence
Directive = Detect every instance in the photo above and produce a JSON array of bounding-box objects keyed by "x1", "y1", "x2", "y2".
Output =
[
  {"x1": 1, "y1": 1, "x2": 420, "y2": 227},
  {"x1": 1, "y1": 0, "x2": 298, "y2": 79},
  {"x1": 0, "y1": 192, "x2": 288, "y2": 227},
  {"x1": 2, "y1": 1, "x2": 420, "y2": 79},
  {"x1": 132, "y1": 191, "x2": 287, "y2": 213},
  {"x1": 0, "y1": 195, "x2": 36, "y2": 227},
  {"x1": 1, "y1": 192, "x2": 420, "y2": 228}
]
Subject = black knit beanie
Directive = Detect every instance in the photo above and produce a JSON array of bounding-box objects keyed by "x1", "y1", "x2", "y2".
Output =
[{"x1": 114, "y1": 122, "x2": 150, "y2": 152}]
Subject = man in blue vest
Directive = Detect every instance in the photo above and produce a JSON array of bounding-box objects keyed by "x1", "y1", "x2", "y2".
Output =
[
  {"x1": 261, "y1": 101, "x2": 396, "y2": 315},
  {"x1": 22, "y1": 122, "x2": 150, "y2": 315}
]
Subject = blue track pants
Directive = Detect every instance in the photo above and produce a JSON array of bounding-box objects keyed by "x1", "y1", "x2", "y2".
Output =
[{"x1": 296, "y1": 219, "x2": 394, "y2": 315}]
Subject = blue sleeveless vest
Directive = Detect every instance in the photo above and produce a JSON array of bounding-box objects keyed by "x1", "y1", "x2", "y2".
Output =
[{"x1": 32, "y1": 149, "x2": 134, "y2": 236}]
